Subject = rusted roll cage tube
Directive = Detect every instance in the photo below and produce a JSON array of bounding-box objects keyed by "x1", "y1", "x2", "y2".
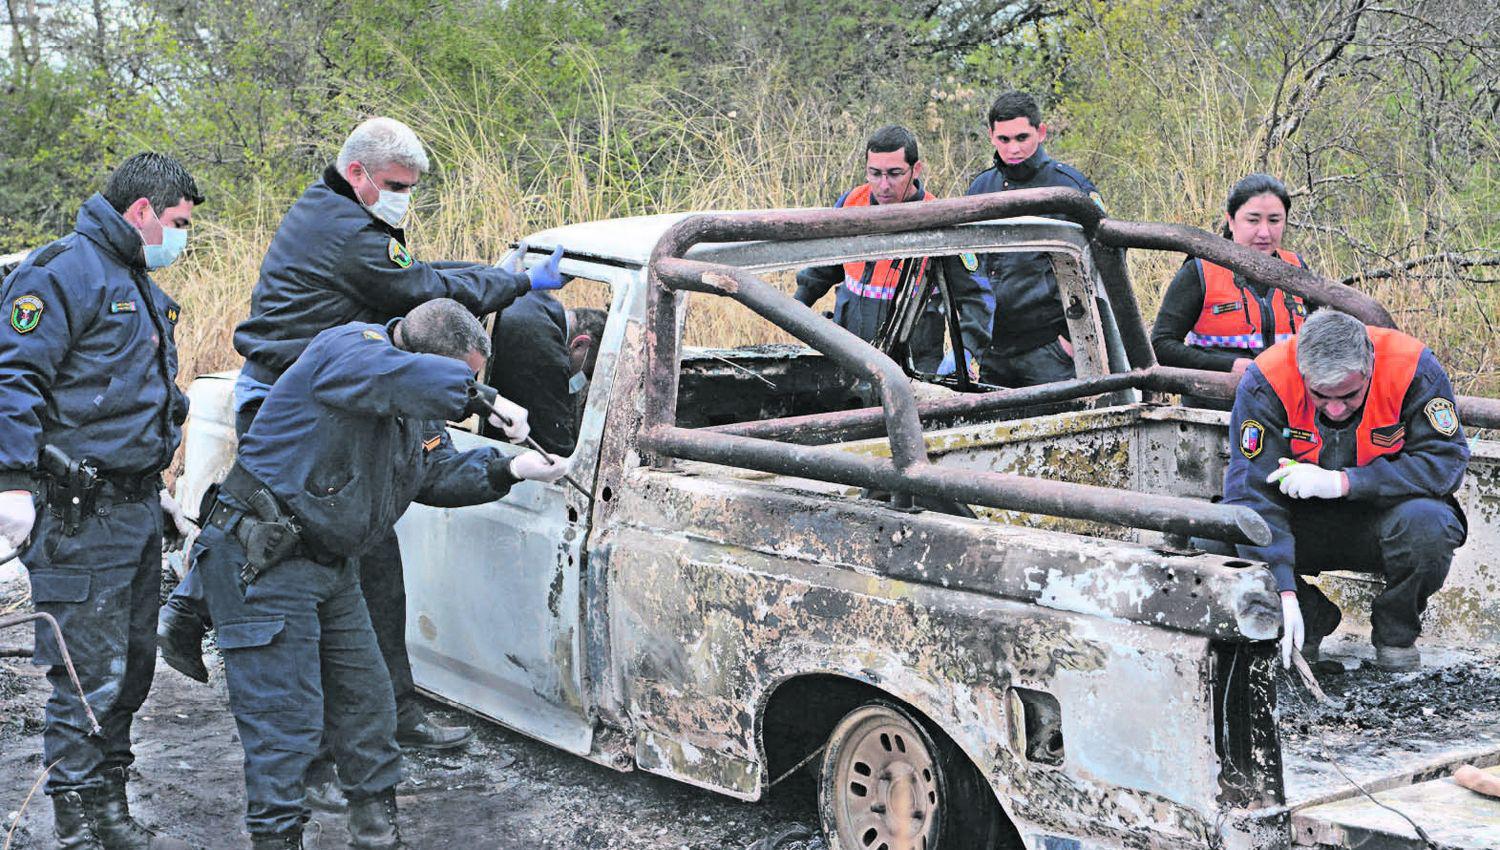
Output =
[{"x1": 644, "y1": 258, "x2": 1271, "y2": 546}]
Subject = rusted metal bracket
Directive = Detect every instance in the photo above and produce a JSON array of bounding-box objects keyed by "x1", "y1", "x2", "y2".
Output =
[{"x1": 0, "y1": 610, "x2": 103, "y2": 736}]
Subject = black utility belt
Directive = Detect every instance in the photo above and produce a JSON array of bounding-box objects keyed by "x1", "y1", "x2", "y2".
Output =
[
  {"x1": 209, "y1": 465, "x2": 340, "y2": 583},
  {"x1": 39, "y1": 470, "x2": 160, "y2": 536}
]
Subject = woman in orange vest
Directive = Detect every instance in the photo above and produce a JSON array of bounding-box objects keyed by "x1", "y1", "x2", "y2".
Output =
[{"x1": 1152, "y1": 173, "x2": 1311, "y2": 375}]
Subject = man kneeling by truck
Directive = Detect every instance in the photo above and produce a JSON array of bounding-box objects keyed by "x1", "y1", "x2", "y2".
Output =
[
  {"x1": 1224, "y1": 308, "x2": 1469, "y2": 672},
  {"x1": 190, "y1": 299, "x2": 568, "y2": 849}
]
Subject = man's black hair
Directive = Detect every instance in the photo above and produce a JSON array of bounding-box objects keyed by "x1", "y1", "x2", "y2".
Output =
[
  {"x1": 401, "y1": 298, "x2": 492, "y2": 360},
  {"x1": 1221, "y1": 172, "x2": 1292, "y2": 237},
  {"x1": 986, "y1": 91, "x2": 1043, "y2": 129},
  {"x1": 102, "y1": 152, "x2": 205, "y2": 215},
  {"x1": 866, "y1": 124, "x2": 919, "y2": 166}
]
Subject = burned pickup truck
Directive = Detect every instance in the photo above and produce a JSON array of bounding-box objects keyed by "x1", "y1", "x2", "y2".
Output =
[{"x1": 177, "y1": 193, "x2": 1500, "y2": 849}]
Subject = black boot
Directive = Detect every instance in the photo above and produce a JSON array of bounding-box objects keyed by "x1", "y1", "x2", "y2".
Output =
[
  {"x1": 51, "y1": 791, "x2": 106, "y2": 850},
  {"x1": 156, "y1": 603, "x2": 209, "y2": 683},
  {"x1": 84, "y1": 767, "x2": 197, "y2": 850},
  {"x1": 249, "y1": 829, "x2": 303, "y2": 850},
  {"x1": 395, "y1": 715, "x2": 473, "y2": 752},
  {"x1": 347, "y1": 789, "x2": 407, "y2": 849}
]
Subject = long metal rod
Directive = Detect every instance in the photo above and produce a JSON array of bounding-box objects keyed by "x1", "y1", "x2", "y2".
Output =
[
  {"x1": 641, "y1": 424, "x2": 1271, "y2": 546},
  {"x1": 0, "y1": 611, "x2": 102, "y2": 736}
]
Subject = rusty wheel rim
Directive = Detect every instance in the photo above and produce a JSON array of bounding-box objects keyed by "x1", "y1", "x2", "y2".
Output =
[{"x1": 828, "y1": 708, "x2": 939, "y2": 850}]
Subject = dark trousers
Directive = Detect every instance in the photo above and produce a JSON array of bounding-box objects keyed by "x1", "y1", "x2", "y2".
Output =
[
  {"x1": 979, "y1": 338, "x2": 1076, "y2": 388},
  {"x1": 193, "y1": 522, "x2": 401, "y2": 835},
  {"x1": 1289, "y1": 496, "x2": 1465, "y2": 648},
  {"x1": 23, "y1": 496, "x2": 162, "y2": 793}
]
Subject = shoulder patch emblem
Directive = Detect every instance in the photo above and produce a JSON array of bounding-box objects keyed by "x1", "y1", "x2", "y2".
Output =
[
  {"x1": 1424, "y1": 398, "x2": 1459, "y2": 436},
  {"x1": 110, "y1": 300, "x2": 138, "y2": 314},
  {"x1": 422, "y1": 435, "x2": 443, "y2": 453},
  {"x1": 1239, "y1": 419, "x2": 1265, "y2": 459},
  {"x1": 166, "y1": 305, "x2": 180, "y2": 323},
  {"x1": 960, "y1": 252, "x2": 979, "y2": 272},
  {"x1": 388, "y1": 238, "x2": 413, "y2": 269},
  {"x1": 10, "y1": 295, "x2": 43, "y2": 333},
  {"x1": 1089, "y1": 191, "x2": 1104, "y2": 210},
  {"x1": 361, "y1": 329, "x2": 385, "y2": 342}
]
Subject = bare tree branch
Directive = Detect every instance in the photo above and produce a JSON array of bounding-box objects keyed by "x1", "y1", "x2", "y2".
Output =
[{"x1": 1342, "y1": 252, "x2": 1500, "y2": 285}]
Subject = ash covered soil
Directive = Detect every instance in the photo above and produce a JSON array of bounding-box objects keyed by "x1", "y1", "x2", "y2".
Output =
[
  {"x1": 0, "y1": 578, "x2": 823, "y2": 850},
  {"x1": 1276, "y1": 634, "x2": 1500, "y2": 800}
]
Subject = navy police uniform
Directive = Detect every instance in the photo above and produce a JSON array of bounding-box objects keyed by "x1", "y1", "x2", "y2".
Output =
[
  {"x1": 1224, "y1": 330, "x2": 1469, "y2": 648},
  {"x1": 190, "y1": 321, "x2": 518, "y2": 835},
  {"x1": 965, "y1": 148, "x2": 1101, "y2": 387},
  {"x1": 0, "y1": 193, "x2": 186, "y2": 794},
  {"x1": 794, "y1": 180, "x2": 993, "y2": 369},
  {"x1": 486, "y1": 291, "x2": 577, "y2": 455}
]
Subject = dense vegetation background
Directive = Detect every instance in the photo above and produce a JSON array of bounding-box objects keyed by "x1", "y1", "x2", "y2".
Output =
[{"x1": 2, "y1": 0, "x2": 1496, "y2": 391}]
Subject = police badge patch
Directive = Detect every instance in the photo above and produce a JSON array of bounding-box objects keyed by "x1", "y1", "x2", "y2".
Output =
[
  {"x1": 388, "y1": 238, "x2": 413, "y2": 269},
  {"x1": 10, "y1": 295, "x2": 42, "y2": 333},
  {"x1": 362, "y1": 330, "x2": 385, "y2": 342},
  {"x1": 1239, "y1": 419, "x2": 1265, "y2": 459},
  {"x1": 1424, "y1": 398, "x2": 1459, "y2": 436},
  {"x1": 166, "y1": 306, "x2": 180, "y2": 323},
  {"x1": 960, "y1": 252, "x2": 979, "y2": 272}
]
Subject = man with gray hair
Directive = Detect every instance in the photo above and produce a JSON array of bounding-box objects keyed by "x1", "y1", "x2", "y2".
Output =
[
  {"x1": 159, "y1": 116, "x2": 565, "y2": 775},
  {"x1": 1224, "y1": 308, "x2": 1469, "y2": 672},
  {"x1": 191, "y1": 300, "x2": 569, "y2": 849}
]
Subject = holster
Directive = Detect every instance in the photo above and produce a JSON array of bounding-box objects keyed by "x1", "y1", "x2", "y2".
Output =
[
  {"x1": 210, "y1": 464, "x2": 304, "y2": 587},
  {"x1": 38, "y1": 446, "x2": 98, "y2": 537}
]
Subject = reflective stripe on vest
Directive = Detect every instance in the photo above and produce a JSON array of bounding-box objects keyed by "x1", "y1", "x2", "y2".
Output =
[
  {"x1": 840, "y1": 184, "x2": 935, "y2": 300},
  {"x1": 1255, "y1": 327, "x2": 1425, "y2": 466},
  {"x1": 1184, "y1": 250, "x2": 1306, "y2": 350}
]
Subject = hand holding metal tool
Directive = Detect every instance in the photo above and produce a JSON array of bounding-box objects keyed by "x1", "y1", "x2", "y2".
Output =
[{"x1": 465, "y1": 382, "x2": 590, "y2": 500}]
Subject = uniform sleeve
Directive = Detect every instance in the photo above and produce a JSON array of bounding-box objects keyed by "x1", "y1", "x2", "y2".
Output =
[
  {"x1": 1343, "y1": 350, "x2": 1470, "y2": 500},
  {"x1": 330, "y1": 226, "x2": 529, "y2": 318},
  {"x1": 415, "y1": 424, "x2": 515, "y2": 507},
  {"x1": 793, "y1": 264, "x2": 844, "y2": 307},
  {"x1": 1151, "y1": 261, "x2": 1240, "y2": 371},
  {"x1": 0, "y1": 262, "x2": 88, "y2": 489},
  {"x1": 1222, "y1": 367, "x2": 1299, "y2": 591},
  {"x1": 934, "y1": 255, "x2": 993, "y2": 355},
  {"x1": 307, "y1": 327, "x2": 474, "y2": 420}
]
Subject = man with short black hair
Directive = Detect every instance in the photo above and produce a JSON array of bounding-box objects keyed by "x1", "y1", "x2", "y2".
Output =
[
  {"x1": 193, "y1": 299, "x2": 569, "y2": 850},
  {"x1": 967, "y1": 91, "x2": 1102, "y2": 387},
  {"x1": 0, "y1": 152, "x2": 202, "y2": 850},
  {"x1": 795, "y1": 124, "x2": 991, "y2": 374},
  {"x1": 1225, "y1": 309, "x2": 1469, "y2": 672}
]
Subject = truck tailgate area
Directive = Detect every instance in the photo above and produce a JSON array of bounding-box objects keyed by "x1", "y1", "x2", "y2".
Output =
[{"x1": 1280, "y1": 638, "x2": 1500, "y2": 846}]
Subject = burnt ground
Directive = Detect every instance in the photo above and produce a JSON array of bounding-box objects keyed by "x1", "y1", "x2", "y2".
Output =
[
  {"x1": 1275, "y1": 633, "x2": 1500, "y2": 806},
  {"x1": 0, "y1": 575, "x2": 824, "y2": 850}
]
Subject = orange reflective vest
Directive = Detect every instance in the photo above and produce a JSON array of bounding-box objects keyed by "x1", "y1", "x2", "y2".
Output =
[
  {"x1": 1184, "y1": 250, "x2": 1306, "y2": 351},
  {"x1": 839, "y1": 184, "x2": 934, "y2": 301},
  {"x1": 1255, "y1": 327, "x2": 1425, "y2": 466}
]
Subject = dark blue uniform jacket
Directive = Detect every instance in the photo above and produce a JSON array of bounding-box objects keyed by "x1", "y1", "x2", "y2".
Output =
[
  {"x1": 1224, "y1": 350, "x2": 1470, "y2": 591},
  {"x1": 0, "y1": 194, "x2": 186, "y2": 492},
  {"x1": 234, "y1": 322, "x2": 513, "y2": 557},
  {"x1": 488, "y1": 291, "x2": 576, "y2": 455},
  {"x1": 965, "y1": 149, "x2": 1100, "y2": 355},
  {"x1": 233, "y1": 165, "x2": 530, "y2": 384}
]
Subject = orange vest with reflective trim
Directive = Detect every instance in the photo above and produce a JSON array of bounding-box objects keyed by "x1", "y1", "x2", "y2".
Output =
[
  {"x1": 1255, "y1": 327, "x2": 1425, "y2": 466},
  {"x1": 840, "y1": 184, "x2": 935, "y2": 301},
  {"x1": 1185, "y1": 250, "x2": 1306, "y2": 351}
]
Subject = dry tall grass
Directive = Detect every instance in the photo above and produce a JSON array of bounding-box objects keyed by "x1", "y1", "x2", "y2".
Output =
[{"x1": 161, "y1": 51, "x2": 1497, "y2": 397}]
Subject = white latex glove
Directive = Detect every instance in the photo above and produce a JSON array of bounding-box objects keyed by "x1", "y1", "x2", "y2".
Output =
[
  {"x1": 159, "y1": 489, "x2": 196, "y2": 538},
  {"x1": 1266, "y1": 458, "x2": 1346, "y2": 499},
  {"x1": 1280, "y1": 593, "x2": 1304, "y2": 669},
  {"x1": 0, "y1": 489, "x2": 36, "y2": 550},
  {"x1": 485, "y1": 395, "x2": 531, "y2": 444},
  {"x1": 508, "y1": 451, "x2": 572, "y2": 483}
]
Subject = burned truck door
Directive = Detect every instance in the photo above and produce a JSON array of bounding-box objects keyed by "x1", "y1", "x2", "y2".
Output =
[{"x1": 396, "y1": 254, "x2": 625, "y2": 757}]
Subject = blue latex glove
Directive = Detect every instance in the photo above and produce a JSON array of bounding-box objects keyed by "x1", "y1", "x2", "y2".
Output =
[
  {"x1": 936, "y1": 349, "x2": 976, "y2": 377},
  {"x1": 526, "y1": 245, "x2": 566, "y2": 291}
]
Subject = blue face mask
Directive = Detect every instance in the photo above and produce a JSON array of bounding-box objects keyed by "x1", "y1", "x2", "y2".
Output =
[{"x1": 144, "y1": 226, "x2": 188, "y2": 270}]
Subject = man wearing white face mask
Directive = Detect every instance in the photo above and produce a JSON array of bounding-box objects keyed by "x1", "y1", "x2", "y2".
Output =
[
  {"x1": 158, "y1": 117, "x2": 566, "y2": 806},
  {"x1": 0, "y1": 152, "x2": 203, "y2": 849}
]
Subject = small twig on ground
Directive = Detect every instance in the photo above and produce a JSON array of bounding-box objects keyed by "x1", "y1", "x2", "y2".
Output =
[{"x1": 3, "y1": 758, "x2": 59, "y2": 850}]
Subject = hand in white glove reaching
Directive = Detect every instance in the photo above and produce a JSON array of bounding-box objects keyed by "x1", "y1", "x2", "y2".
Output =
[
  {"x1": 1280, "y1": 592, "x2": 1304, "y2": 669},
  {"x1": 0, "y1": 489, "x2": 36, "y2": 551},
  {"x1": 508, "y1": 451, "x2": 572, "y2": 483},
  {"x1": 497, "y1": 241, "x2": 529, "y2": 275},
  {"x1": 486, "y1": 395, "x2": 531, "y2": 444},
  {"x1": 159, "y1": 489, "x2": 197, "y2": 539},
  {"x1": 1266, "y1": 458, "x2": 1346, "y2": 499}
]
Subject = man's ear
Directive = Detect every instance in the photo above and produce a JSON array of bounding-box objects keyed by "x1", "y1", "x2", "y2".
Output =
[
  {"x1": 912, "y1": 160, "x2": 925, "y2": 181},
  {"x1": 1035, "y1": 123, "x2": 1048, "y2": 143},
  {"x1": 123, "y1": 197, "x2": 153, "y2": 229},
  {"x1": 568, "y1": 334, "x2": 592, "y2": 359}
]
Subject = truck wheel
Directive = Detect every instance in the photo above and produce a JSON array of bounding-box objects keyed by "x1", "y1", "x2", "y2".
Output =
[{"x1": 818, "y1": 701, "x2": 1008, "y2": 850}]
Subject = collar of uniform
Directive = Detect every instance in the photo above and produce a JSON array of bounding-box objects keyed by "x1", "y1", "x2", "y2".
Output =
[
  {"x1": 75, "y1": 193, "x2": 147, "y2": 270},
  {"x1": 383, "y1": 317, "x2": 402, "y2": 347},
  {"x1": 323, "y1": 163, "x2": 408, "y2": 242},
  {"x1": 995, "y1": 147, "x2": 1051, "y2": 183}
]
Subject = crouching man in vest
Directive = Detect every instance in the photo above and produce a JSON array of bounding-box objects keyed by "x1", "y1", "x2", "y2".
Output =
[{"x1": 1224, "y1": 309, "x2": 1469, "y2": 672}]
